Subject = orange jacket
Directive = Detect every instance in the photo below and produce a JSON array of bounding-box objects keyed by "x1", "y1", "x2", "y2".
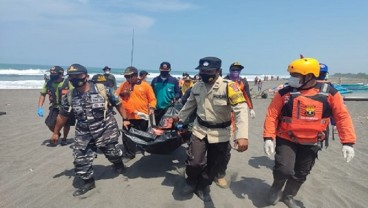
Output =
[
  {"x1": 116, "y1": 80, "x2": 157, "y2": 120},
  {"x1": 238, "y1": 79, "x2": 253, "y2": 110},
  {"x1": 263, "y1": 83, "x2": 356, "y2": 144}
]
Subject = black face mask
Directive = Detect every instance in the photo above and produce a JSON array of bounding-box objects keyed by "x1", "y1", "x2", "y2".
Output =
[
  {"x1": 199, "y1": 73, "x2": 216, "y2": 83},
  {"x1": 70, "y1": 77, "x2": 87, "y2": 88},
  {"x1": 50, "y1": 75, "x2": 59, "y2": 80},
  {"x1": 160, "y1": 71, "x2": 169, "y2": 78}
]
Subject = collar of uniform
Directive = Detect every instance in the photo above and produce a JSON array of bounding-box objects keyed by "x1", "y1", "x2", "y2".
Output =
[{"x1": 213, "y1": 76, "x2": 223, "y2": 89}]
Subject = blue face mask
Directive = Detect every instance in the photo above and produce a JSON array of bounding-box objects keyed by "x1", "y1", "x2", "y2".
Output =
[{"x1": 229, "y1": 71, "x2": 240, "y2": 81}]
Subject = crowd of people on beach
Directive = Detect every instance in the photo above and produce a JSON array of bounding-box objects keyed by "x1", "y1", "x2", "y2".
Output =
[{"x1": 37, "y1": 56, "x2": 356, "y2": 207}]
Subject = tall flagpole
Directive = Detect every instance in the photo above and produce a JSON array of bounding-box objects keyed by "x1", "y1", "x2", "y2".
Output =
[{"x1": 130, "y1": 28, "x2": 135, "y2": 66}]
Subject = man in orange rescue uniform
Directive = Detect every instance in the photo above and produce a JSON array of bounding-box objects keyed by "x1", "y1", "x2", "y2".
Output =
[
  {"x1": 263, "y1": 57, "x2": 356, "y2": 208},
  {"x1": 116, "y1": 66, "x2": 157, "y2": 162}
]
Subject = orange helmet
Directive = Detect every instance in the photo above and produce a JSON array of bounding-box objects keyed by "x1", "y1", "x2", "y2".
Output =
[{"x1": 287, "y1": 57, "x2": 320, "y2": 77}]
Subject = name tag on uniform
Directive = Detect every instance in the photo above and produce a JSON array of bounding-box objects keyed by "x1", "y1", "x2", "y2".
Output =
[
  {"x1": 213, "y1": 94, "x2": 227, "y2": 99},
  {"x1": 92, "y1": 103, "x2": 105, "y2": 109},
  {"x1": 90, "y1": 94, "x2": 104, "y2": 103}
]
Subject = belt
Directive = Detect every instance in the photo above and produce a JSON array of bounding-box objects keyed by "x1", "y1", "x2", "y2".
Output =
[{"x1": 197, "y1": 116, "x2": 231, "y2": 129}]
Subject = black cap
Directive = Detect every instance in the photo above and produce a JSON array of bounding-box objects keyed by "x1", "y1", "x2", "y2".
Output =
[
  {"x1": 230, "y1": 62, "x2": 244, "y2": 71},
  {"x1": 67, "y1": 64, "x2": 88, "y2": 75},
  {"x1": 183, "y1": 75, "x2": 192, "y2": 81},
  {"x1": 49, "y1": 66, "x2": 64, "y2": 75},
  {"x1": 123, "y1": 66, "x2": 138, "y2": 75},
  {"x1": 159, "y1": 62, "x2": 171, "y2": 71},
  {"x1": 139, "y1": 70, "x2": 150, "y2": 76},
  {"x1": 102, "y1": 66, "x2": 111, "y2": 71},
  {"x1": 195, "y1": 57, "x2": 221, "y2": 70}
]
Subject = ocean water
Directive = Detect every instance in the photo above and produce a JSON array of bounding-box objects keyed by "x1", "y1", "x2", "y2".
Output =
[{"x1": 0, "y1": 63, "x2": 289, "y2": 89}]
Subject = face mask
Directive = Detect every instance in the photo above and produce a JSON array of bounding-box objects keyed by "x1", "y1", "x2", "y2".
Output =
[
  {"x1": 199, "y1": 73, "x2": 216, "y2": 83},
  {"x1": 104, "y1": 71, "x2": 110, "y2": 75},
  {"x1": 229, "y1": 71, "x2": 240, "y2": 81},
  {"x1": 70, "y1": 77, "x2": 87, "y2": 88},
  {"x1": 160, "y1": 71, "x2": 169, "y2": 78},
  {"x1": 50, "y1": 75, "x2": 59, "y2": 80},
  {"x1": 288, "y1": 76, "x2": 302, "y2": 88}
]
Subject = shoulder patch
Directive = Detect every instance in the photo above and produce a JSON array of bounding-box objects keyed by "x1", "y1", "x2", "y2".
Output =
[
  {"x1": 227, "y1": 82, "x2": 245, "y2": 105},
  {"x1": 228, "y1": 82, "x2": 240, "y2": 92}
]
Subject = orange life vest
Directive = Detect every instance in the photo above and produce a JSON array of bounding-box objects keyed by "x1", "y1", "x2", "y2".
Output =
[{"x1": 277, "y1": 83, "x2": 332, "y2": 145}]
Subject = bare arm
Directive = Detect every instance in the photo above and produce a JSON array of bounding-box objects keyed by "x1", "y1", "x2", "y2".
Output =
[
  {"x1": 50, "y1": 114, "x2": 68, "y2": 144},
  {"x1": 116, "y1": 104, "x2": 130, "y2": 129},
  {"x1": 38, "y1": 94, "x2": 46, "y2": 107}
]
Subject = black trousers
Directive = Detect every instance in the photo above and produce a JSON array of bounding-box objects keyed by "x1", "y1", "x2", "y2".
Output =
[
  {"x1": 273, "y1": 137, "x2": 320, "y2": 184},
  {"x1": 216, "y1": 143, "x2": 231, "y2": 178},
  {"x1": 186, "y1": 134, "x2": 229, "y2": 189},
  {"x1": 122, "y1": 119, "x2": 148, "y2": 158}
]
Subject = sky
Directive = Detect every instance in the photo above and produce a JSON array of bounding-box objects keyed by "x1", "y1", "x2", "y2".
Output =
[{"x1": 1, "y1": 0, "x2": 368, "y2": 75}]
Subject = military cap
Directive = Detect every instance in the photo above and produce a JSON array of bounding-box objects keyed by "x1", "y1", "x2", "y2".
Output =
[
  {"x1": 159, "y1": 62, "x2": 171, "y2": 71},
  {"x1": 123, "y1": 66, "x2": 138, "y2": 75},
  {"x1": 229, "y1": 62, "x2": 244, "y2": 71},
  {"x1": 195, "y1": 57, "x2": 222, "y2": 70},
  {"x1": 139, "y1": 70, "x2": 150, "y2": 76},
  {"x1": 67, "y1": 64, "x2": 88, "y2": 75},
  {"x1": 49, "y1": 66, "x2": 64, "y2": 75},
  {"x1": 102, "y1": 66, "x2": 111, "y2": 71}
]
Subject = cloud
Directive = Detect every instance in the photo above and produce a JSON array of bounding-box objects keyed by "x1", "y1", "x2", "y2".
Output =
[
  {"x1": 130, "y1": 0, "x2": 195, "y2": 12},
  {"x1": 0, "y1": 0, "x2": 155, "y2": 31},
  {"x1": 0, "y1": 0, "x2": 196, "y2": 32}
]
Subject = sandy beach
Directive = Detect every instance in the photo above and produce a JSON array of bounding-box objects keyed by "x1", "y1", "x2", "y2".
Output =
[{"x1": 0, "y1": 80, "x2": 367, "y2": 208}]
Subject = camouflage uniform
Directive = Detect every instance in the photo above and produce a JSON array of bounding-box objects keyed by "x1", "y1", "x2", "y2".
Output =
[{"x1": 59, "y1": 81, "x2": 123, "y2": 180}]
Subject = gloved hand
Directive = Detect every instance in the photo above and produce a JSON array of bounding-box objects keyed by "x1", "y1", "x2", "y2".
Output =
[
  {"x1": 136, "y1": 111, "x2": 149, "y2": 120},
  {"x1": 175, "y1": 121, "x2": 184, "y2": 131},
  {"x1": 37, "y1": 107, "x2": 44, "y2": 117},
  {"x1": 264, "y1": 139, "x2": 275, "y2": 157},
  {"x1": 250, "y1": 109, "x2": 256, "y2": 119},
  {"x1": 342, "y1": 145, "x2": 355, "y2": 163}
]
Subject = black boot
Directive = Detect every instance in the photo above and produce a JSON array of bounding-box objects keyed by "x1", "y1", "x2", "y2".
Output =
[
  {"x1": 283, "y1": 195, "x2": 301, "y2": 208},
  {"x1": 73, "y1": 178, "x2": 96, "y2": 197},
  {"x1": 181, "y1": 180, "x2": 196, "y2": 195},
  {"x1": 282, "y1": 178, "x2": 303, "y2": 208},
  {"x1": 113, "y1": 162, "x2": 127, "y2": 175},
  {"x1": 268, "y1": 179, "x2": 286, "y2": 205},
  {"x1": 195, "y1": 185, "x2": 211, "y2": 202}
]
